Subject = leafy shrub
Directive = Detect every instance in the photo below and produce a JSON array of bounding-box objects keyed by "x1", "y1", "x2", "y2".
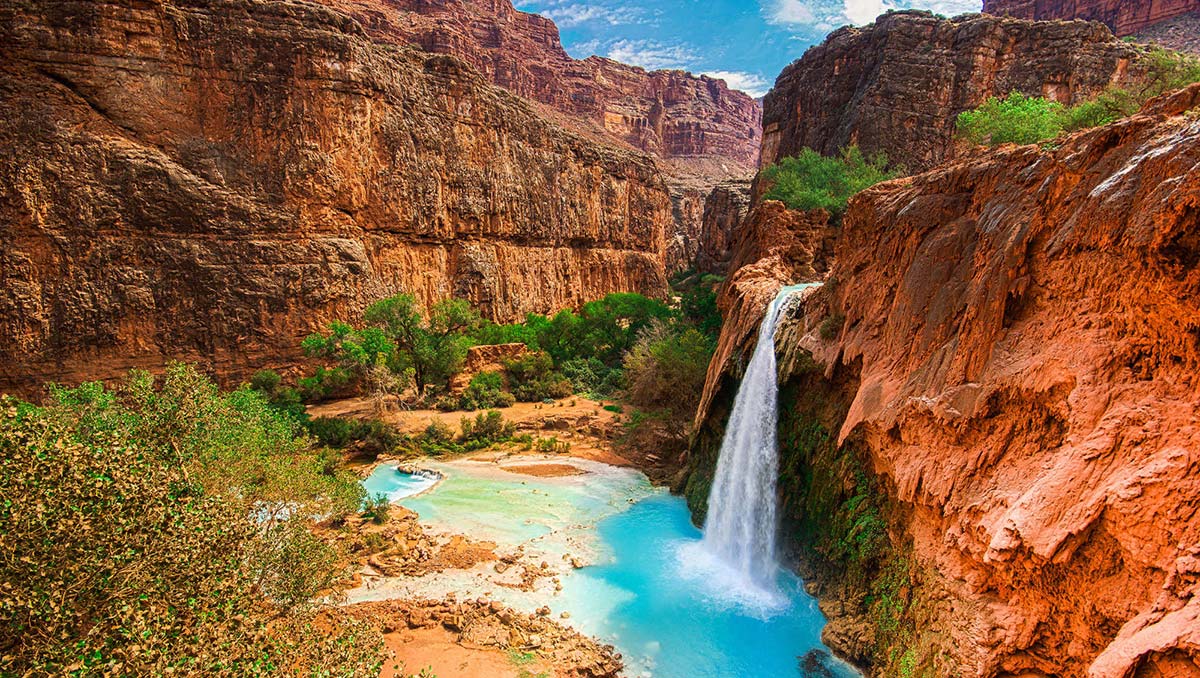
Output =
[
  {"x1": 560, "y1": 357, "x2": 623, "y2": 397},
  {"x1": 423, "y1": 419, "x2": 455, "y2": 444},
  {"x1": 248, "y1": 369, "x2": 309, "y2": 423},
  {"x1": 536, "y1": 436, "x2": 570, "y2": 454},
  {"x1": 761, "y1": 146, "x2": 897, "y2": 216},
  {"x1": 250, "y1": 368, "x2": 283, "y2": 393},
  {"x1": 307, "y1": 415, "x2": 355, "y2": 447},
  {"x1": 602, "y1": 404, "x2": 624, "y2": 414},
  {"x1": 459, "y1": 371, "x2": 516, "y2": 410},
  {"x1": 298, "y1": 365, "x2": 354, "y2": 401},
  {"x1": 459, "y1": 410, "x2": 517, "y2": 450},
  {"x1": 306, "y1": 417, "x2": 398, "y2": 459},
  {"x1": 956, "y1": 91, "x2": 1066, "y2": 146},
  {"x1": 0, "y1": 365, "x2": 380, "y2": 675},
  {"x1": 623, "y1": 321, "x2": 714, "y2": 417},
  {"x1": 1058, "y1": 99, "x2": 1116, "y2": 131},
  {"x1": 362, "y1": 493, "x2": 391, "y2": 525},
  {"x1": 680, "y1": 283, "x2": 722, "y2": 338},
  {"x1": 471, "y1": 317, "x2": 542, "y2": 348},
  {"x1": 959, "y1": 52, "x2": 1200, "y2": 145},
  {"x1": 504, "y1": 351, "x2": 573, "y2": 402}
]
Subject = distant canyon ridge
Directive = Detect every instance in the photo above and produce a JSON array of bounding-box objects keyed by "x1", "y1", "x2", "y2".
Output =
[
  {"x1": 984, "y1": 0, "x2": 1200, "y2": 52},
  {"x1": 0, "y1": 0, "x2": 758, "y2": 395}
]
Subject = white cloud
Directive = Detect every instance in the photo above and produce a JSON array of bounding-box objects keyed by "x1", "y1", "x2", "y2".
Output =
[
  {"x1": 765, "y1": 0, "x2": 816, "y2": 25},
  {"x1": 763, "y1": 0, "x2": 981, "y2": 31},
  {"x1": 702, "y1": 70, "x2": 772, "y2": 97},
  {"x1": 516, "y1": 1, "x2": 651, "y2": 28},
  {"x1": 844, "y1": 0, "x2": 888, "y2": 24},
  {"x1": 540, "y1": 3, "x2": 642, "y2": 27},
  {"x1": 606, "y1": 39, "x2": 699, "y2": 71}
]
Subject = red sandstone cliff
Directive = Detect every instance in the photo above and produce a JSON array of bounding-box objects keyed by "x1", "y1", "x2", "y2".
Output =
[
  {"x1": 694, "y1": 85, "x2": 1200, "y2": 676},
  {"x1": 0, "y1": 0, "x2": 675, "y2": 396},
  {"x1": 695, "y1": 179, "x2": 753, "y2": 275},
  {"x1": 315, "y1": 0, "x2": 762, "y2": 176},
  {"x1": 761, "y1": 11, "x2": 1140, "y2": 173},
  {"x1": 984, "y1": 0, "x2": 1200, "y2": 36},
  {"x1": 312, "y1": 0, "x2": 762, "y2": 274}
]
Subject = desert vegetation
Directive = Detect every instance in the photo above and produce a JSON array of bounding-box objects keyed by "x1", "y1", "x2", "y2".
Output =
[
  {"x1": 0, "y1": 364, "x2": 382, "y2": 676},
  {"x1": 956, "y1": 47, "x2": 1200, "y2": 146},
  {"x1": 291, "y1": 281, "x2": 724, "y2": 458},
  {"x1": 760, "y1": 146, "x2": 899, "y2": 216}
]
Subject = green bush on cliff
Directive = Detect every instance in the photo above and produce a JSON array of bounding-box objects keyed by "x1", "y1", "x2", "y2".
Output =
[
  {"x1": 958, "y1": 49, "x2": 1200, "y2": 146},
  {"x1": 956, "y1": 91, "x2": 1067, "y2": 146},
  {"x1": 0, "y1": 364, "x2": 380, "y2": 676},
  {"x1": 761, "y1": 146, "x2": 897, "y2": 215}
]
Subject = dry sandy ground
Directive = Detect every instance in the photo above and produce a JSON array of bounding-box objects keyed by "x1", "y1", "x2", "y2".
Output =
[
  {"x1": 309, "y1": 396, "x2": 633, "y2": 467},
  {"x1": 381, "y1": 627, "x2": 552, "y2": 678},
  {"x1": 501, "y1": 463, "x2": 584, "y2": 477}
]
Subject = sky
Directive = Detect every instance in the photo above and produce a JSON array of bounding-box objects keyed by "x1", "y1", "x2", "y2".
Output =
[{"x1": 513, "y1": 0, "x2": 983, "y2": 97}]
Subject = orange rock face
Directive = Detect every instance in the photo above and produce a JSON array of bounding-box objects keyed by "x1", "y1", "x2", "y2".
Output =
[
  {"x1": 693, "y1": 201, "x2": 831, "y2": 432},
  {"x1": 448, "y1": 343, "x2": 528, "y2": 393},
  {"x1": 312, "y1": 0, "x2": 762, "y2": 275},
  {"x1": 0, "y1": 0, "x2": 675, "y2": 396},
  {"x1": 314, "y1": 0, "x2": 762, "y2": 174},
  {"x1": 695, "y1": 179, "x2": 752, "y2": 275},
  {"x1": 696, "y1": 86, "x2": 1200, "y2": 676},
  {"x1": 984, "y1": 0, "x2": 1200, "y2": 36}
]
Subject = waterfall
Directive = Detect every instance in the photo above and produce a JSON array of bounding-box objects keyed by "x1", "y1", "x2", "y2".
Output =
[{"x1": 701, "y1": 284, "x2": 816, "y2": 592}]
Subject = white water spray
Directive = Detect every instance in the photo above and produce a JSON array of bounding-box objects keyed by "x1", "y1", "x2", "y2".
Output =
[{"x1": 701, "y1": 284, "x2": 816, "y2": 592}]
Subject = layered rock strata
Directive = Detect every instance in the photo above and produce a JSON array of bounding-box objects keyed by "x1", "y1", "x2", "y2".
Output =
[
  {"x1": 0, "y1": 0, "x2": 674, "y2": 395},
  {"x1": 761, "y1": 11, "x2": 1140, "y2": 173},
  {"x1": 690, "y1": 85, "x2": 1200, "y2": 677},
  {"x1": 695, "y1": 179, "x2": 753, "y2": 275},
  {"x1": 313, "y1": 0, "x2": 762, "y2": 172},
  {"x1": 984, "y1": 0, "x2": 1200, "y2": 37},
  {"x1": 312, "y1": 0, "x2": 762, "y2": 274}
]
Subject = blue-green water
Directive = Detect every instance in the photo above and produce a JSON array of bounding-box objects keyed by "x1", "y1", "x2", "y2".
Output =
[
  {"x1": 362, "y1": 465, "x2": 440, "y2": 501},
  {"x1": 358, "y1": 461, "x2": 857, "y2": 678}
]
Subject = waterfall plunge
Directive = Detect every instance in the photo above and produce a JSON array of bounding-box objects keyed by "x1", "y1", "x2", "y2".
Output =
[{"x1": 701, "y1": 284, "x2": 816, "y2": 593}]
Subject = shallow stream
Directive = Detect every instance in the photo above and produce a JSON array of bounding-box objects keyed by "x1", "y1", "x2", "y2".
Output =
[{"x1": 357, "y1": 460, "x2": 856, "y2": 678}]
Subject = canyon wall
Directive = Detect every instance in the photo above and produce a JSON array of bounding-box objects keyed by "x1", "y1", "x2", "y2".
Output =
[
  {"x1": 761, "y1": 11, "x2": 1139, "y2": 173},
  {"x1": 984, "y1": 0, "x2": 1200, "y2": 37},
  {"x1": 313, "y1": 0, "x2": 763, "y2": 273},
  {"x1": 316, "y1": 0, "x2": 762, "y2": 174},
  {"x1": 690, "y1": 85, "x2": 1200, "y2": 677},
  {"x1": 0, "y1": 0, "x2": 675, "y2": 396},
  {"x1": 695, "y1": 179, "x2": 752, "y2": 275}
]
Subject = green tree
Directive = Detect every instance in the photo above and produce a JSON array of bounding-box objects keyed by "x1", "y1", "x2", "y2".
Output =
[
  {"x1": 623, "y1": 321, "x2": 714, "y2": 417},
  {"x1": 761, "y1": 146, "x2": 897, "y2": 215},
  {"x1": 576, "y1": 293, "x2": 674, "y2": 365},
  {"x1": 361, "y1": 294, "x2": 480, "y2": 396}
]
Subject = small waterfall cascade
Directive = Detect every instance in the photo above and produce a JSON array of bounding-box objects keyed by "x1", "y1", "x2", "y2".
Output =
[{"x1": 701, "y1": 283, "x2": 817, "y2": 591}]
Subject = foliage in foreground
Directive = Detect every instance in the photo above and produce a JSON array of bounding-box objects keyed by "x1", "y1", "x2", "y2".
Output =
[
  {"x1": 0, "y1": 364, "x2": 381, "y2": 676},
  {"x1": 957, "y1": 48, "x2": 1200, "y2": 146},
  {"x1": 761, "y1": 146, "x2": 898, "y2": 216}
]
